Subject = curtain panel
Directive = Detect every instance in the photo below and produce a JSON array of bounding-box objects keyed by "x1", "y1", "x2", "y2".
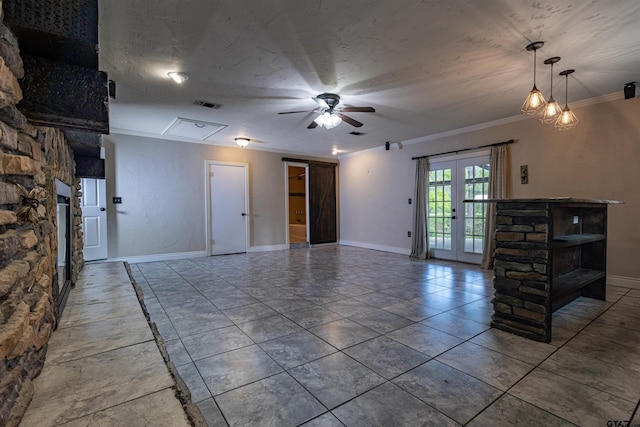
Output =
[
  {"x1": 480, "y1": 144, "x2": 509, "y2": 269},
  {"x1": 410, "y1": 158, "x2": 430, "y2": 260}
]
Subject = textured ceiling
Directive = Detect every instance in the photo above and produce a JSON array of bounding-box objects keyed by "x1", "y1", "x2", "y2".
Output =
[{"x1": 99, "y1": 0, "x2": 640, "y2": 156}]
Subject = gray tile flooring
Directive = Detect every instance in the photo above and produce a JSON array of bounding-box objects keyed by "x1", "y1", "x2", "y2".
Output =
[{"x1": 130, "y1": 246, "x2": 640, "y2": 427}]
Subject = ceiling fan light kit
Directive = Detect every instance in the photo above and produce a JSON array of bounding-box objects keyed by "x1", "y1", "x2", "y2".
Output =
[
  {"x1": 314, "y1": 112, "x2": 342, "y2": 129},
  {"x1": 521, "y1": 41, "x2": 547, "y2": 115}
]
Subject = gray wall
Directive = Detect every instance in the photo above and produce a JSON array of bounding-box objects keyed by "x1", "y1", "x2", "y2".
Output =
[{"x1": 103, "y1": 134, "x2": 324, "y2": 258}]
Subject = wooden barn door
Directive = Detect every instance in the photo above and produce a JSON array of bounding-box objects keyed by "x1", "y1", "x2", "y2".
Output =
[{"x1": 308, "y1": 163, "x2": 337, "y2": 244}]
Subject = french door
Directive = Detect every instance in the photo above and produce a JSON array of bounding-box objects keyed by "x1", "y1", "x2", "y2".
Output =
[{"x1": 428, "y1": 154, "x2": 490, "y2": 264}]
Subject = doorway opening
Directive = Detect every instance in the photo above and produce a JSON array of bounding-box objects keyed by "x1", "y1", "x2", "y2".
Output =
[{"x1": 286, "y1": 163, "x2": 309, "y2": 247}]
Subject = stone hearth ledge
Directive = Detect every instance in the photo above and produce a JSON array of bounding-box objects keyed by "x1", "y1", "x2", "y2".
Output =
[{"x1": 20, "y1": 262, "x2": 204, "y2": 426}]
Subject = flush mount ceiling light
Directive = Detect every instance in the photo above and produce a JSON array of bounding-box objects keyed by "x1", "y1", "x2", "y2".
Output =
[
  {"x1": 555, "y1": 69, "x2": 579, "y2": 131},
  {"x1": 235, "y1": 137, "x2": 250, "y2": 147},
  {"x1": 521, "y1": 41, "x2": 547, "y2": 115},
  {"x1": 167, "y1": 72, "x2": 189, "y2": 83},
  {"x1": 314, "y1": 111, "x2": 342, "y2": 129},
  {"x1": 539, "y1": 57, "x2": 562, "y2": 124}
]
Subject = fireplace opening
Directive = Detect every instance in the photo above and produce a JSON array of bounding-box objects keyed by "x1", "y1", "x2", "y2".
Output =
[{"x1": 55, "y1": 179, "x2": 73, "y2": 319}]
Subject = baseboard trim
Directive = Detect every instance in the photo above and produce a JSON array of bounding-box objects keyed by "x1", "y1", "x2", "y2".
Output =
[
  {"x1": 339, "y1": 240, "x2": 411, "y2": 256},
  {"x1": 248, "y1": 244, "x2": 289, "y2": 252},
  {"x1": 107, "y1": 251, "x2": 208, "y2": 264},
  {"x1": 608, "y1": 275, "x2": 640, "y2": 290}
]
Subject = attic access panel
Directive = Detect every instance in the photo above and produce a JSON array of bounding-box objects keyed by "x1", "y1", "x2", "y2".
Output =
[{"x1": 161, "y1": 117, "x2": 227, "y2": 141}]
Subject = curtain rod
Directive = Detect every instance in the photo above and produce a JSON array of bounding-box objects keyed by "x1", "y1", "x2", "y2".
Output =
[{"x1": 411, "y1": 139, "x2": 515, "y2": 160}]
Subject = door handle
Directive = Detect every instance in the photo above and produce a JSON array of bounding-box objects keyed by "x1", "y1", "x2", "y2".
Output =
[
  {"x1": 451, "y1": 215, "x2": 456, "y2": 219},
  {"x1": 241, "y1": 213, "x2": 247, "y2": 216},
  {"x1": 100, "y1": 207, "x2": 106, "y2": 211}
]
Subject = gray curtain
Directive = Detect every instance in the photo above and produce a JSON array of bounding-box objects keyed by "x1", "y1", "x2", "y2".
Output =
[
  {"x1": 410, "y1": 158, "x2": 430, "y2": 260},
  {"x1": 481, "y1": 144, "x2": 508, "y2": 269}
]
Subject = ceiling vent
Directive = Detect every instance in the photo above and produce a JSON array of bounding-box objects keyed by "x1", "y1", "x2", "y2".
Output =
[
  {"x1": 349, "y1": 131, "x2": 367, "y2": 136},
  {"x1": 162, "y1": 117, "x2": 227, "y2": 141},
  {"x1": 193, "y1": 100, "x2": 223, "y2": 109}
]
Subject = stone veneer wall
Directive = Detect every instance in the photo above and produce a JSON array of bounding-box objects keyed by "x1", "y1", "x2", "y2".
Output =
[
  {"x1": 491, "y1": 202, "x2": 551, "y2": 342},
  {"x1": 0, "y1": 10, "x2": 84, "y2": 427}
]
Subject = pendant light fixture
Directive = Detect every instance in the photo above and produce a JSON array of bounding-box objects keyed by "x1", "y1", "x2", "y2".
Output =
[
  {"x1": 555, "y1": 69, "x2": 579, "y2": 131},
  {"x1": 539, "y1": 57, "x2": 562, "y2": 124},
  {"x1": 521, "y1": 41, "x2": 547, "y2": 115}
]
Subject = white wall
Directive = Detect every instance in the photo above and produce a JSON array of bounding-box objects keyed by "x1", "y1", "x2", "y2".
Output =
[
  {"x1": 103, "y1": 134, "x2": 334, "y2": 259},
  {"x1": 340, "y1": 96, "x2": 640, "y2": 281}
]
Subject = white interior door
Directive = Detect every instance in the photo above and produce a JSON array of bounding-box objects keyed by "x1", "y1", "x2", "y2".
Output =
[
  {"x1": 428, "y1": 154, "x2": 490, "y2": 264},
  {"x1": 81, "y1": 178, "x2": 108, "y2": 261},
  {"x1": 209, "y1": 162, "x2": 248, "y2": 255}
]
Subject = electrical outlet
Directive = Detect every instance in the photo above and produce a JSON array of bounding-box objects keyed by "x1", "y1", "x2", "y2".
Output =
[
  {"x1": 408, "y1": 198, "x2": 412, "y2": 204},
  {"x1": 407, "y1": 231, "x2": 411, "y2": 237}
]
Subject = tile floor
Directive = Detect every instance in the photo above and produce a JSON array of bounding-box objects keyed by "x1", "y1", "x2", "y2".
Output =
[
  {"x1": 128, "y1": 246, "x2": 640, "y2": 427},
  {"x1": 21, "y1": 262, "x2": 191, "y2": 426}
]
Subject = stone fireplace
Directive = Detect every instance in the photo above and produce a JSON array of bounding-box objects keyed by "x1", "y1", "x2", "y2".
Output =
[{"x1": 0, "y1": 19, "x2": 86, "y2": 427}]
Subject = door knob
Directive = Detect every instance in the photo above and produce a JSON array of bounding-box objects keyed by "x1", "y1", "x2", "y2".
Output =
[
  {"x1": 451, "y1": 215, "x2": 456, "y2": 219},
  {"x1": 100, "y1": 207, "x2": 106, "y2": 211},
  {"x1": 241, "y1": 213, "x2": 247, "y2": 216}
]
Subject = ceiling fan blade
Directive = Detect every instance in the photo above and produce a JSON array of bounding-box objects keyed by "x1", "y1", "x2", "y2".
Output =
[
  {"x1": 337, "y1": 113, "x2": 363, "y2": 128},
  {"x1": 340, "y1": 106, "x2": 375, "y2": 113},
  {"x1": 312, "y1": 97, "x2": 330, "y2": 109},
  {"x1": 278, "y1": 110, "x2": 312, "y2": 115},
  {"x1": 307, "y1": 121, "x2": 318, "y2": 129}
]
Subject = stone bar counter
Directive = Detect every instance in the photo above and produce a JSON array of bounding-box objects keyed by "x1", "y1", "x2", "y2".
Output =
[{"x1": 468, "y1": 198, "x2": 622, "y2": 342}]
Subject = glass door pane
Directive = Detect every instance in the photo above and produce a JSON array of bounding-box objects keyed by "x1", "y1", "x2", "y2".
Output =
[
  {"x1": 428, "y1": 161, "x2": 456, "y2": 260},
  {"x1": 457, "y1": 158, "x2": 490, "y2": 264}
]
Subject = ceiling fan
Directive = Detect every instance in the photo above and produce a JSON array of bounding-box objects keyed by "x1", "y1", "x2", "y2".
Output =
[{"x1": 278, "y1": 93, "x2": 375, "y2": 129}]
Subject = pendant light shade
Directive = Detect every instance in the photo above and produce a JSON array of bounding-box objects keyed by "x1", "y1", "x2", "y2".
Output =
[
  {"x1": 539, "y1": 57, "x2": 562, "y2": 124},
  {"x1": 522, "y1": 41, "x2": 547, "y2": 115},
  {"x1": 555, "y1": 69, "x2": 579, "y2": 131}
]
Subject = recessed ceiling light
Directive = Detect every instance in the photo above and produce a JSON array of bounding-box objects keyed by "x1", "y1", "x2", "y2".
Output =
[{"x1": 168, "y1": 72, "x2": 189, "y2": 83}]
